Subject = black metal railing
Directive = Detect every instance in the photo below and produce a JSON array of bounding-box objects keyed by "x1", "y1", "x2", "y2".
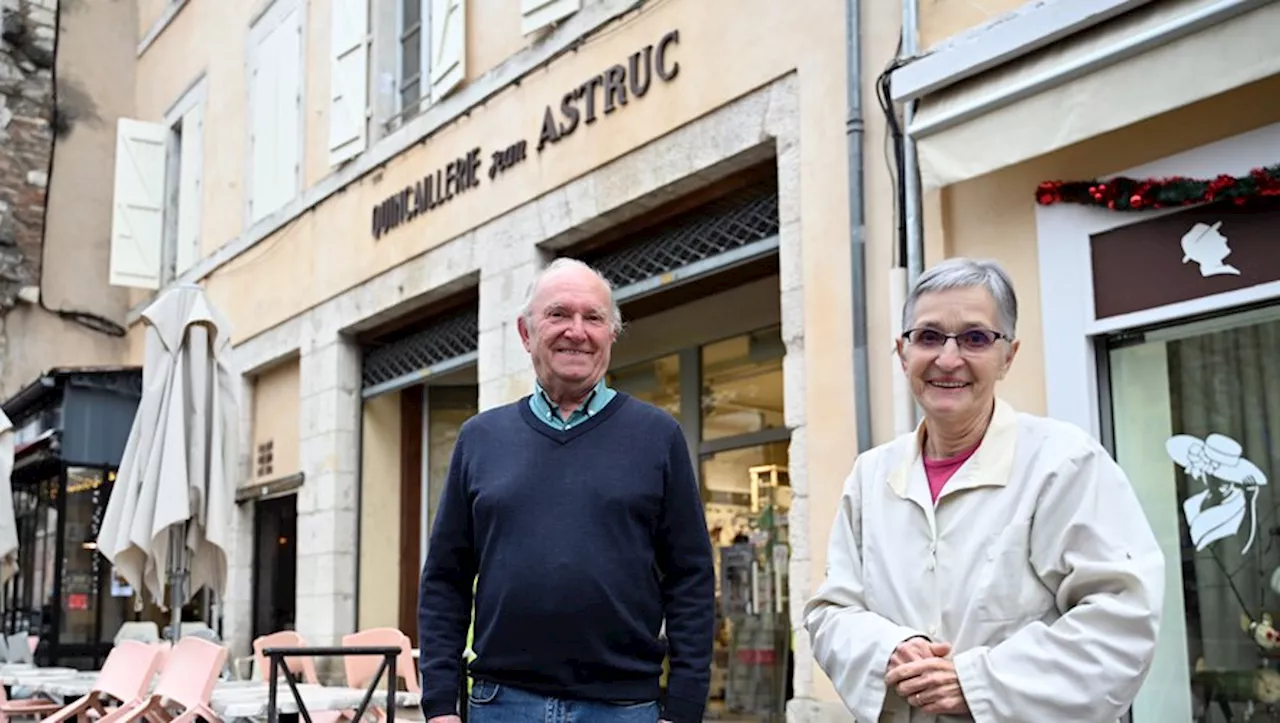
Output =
[{"x1": 263, "y1": 645, "x2": 402, "y2": 723}]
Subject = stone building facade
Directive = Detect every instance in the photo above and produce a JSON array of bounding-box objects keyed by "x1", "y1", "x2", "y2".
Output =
[
  {"x1": 0, "y1": 0, "x2": 133, "y2": 397},
  {"x1": 0, "y1": 0, "x2": 56, "y2": 322}
]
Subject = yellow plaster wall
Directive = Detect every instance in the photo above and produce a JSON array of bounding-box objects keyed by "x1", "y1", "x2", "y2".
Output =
[
  {"x1": 249, "y1": 359, "x2": 302, "y2": 485},
  {"x1": 917, "y1": 0, "x2": 1031, "y2": 50},
  {"x1": 466, "y1": 0, "x2": 529, "y2": 85}
]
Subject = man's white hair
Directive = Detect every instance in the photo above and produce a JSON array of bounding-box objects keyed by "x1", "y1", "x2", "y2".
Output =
[{"x1": 519, "y1": 257, "x2": 624, "y2": 335}]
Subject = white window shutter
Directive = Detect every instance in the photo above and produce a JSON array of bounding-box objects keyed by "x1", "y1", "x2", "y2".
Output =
[
  {"x1": 250, "y1": 3, "x2": 302, "y2": 224},
  {"x1": 329, "y1": 0, "x2": 368, "y2": 166},
  {"x1": 429, "y1": 0, "x2": 465, "y2": 99},
  {"x1": 174, "y1": 103, "x2": 203, "y2": 275},
  {"x1": 521, "y1": 0, "x2": 579, "y2": 36},
  {"x1": 249, "y1": 59, "x2": 278, "y2": 223},
  {"x1": 274, "y1": 8, "x2": 303, "y2": 203},
  {"x1": 109, "y1": 118, "x2": 168, "y2": 290}
]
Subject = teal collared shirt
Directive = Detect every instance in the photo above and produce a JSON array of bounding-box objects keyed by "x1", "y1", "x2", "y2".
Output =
[{"x1": 528, "y1": 378, "x2": 617, "y2": 430}]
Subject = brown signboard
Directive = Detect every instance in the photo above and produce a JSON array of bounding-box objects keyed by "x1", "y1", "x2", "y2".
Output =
[{"x1": 1089, "y1": 201, "x2": 1280, "y2": 319}]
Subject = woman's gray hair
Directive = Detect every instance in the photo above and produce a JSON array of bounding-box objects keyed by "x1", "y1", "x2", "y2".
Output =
[
  {"x1": 902, "y1": 257, "x2": 1019, "y2": 337},
  {"x1": 520, "y1": 257, "x2": 624, "y2": 335}
]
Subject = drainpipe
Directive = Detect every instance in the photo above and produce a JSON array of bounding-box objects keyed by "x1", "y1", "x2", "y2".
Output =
[
  {"x1": 892, "y1": 0, "x2": 924, "y2": 434},
  {"x1": 901, "y1": 0, "x2": 924, "y2": 291},
  {"x1": 846, "y1": 0, "x2": 873, "y2": 454}
]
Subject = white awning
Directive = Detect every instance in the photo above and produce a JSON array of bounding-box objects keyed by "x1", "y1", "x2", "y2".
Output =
[{"x1": 908, "y1": 0, "x2": 1280, "y2": 191}]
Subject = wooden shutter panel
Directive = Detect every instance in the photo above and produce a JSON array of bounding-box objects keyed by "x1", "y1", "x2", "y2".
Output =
[
  {"x1": 249, "y1": 48, "x2": 279, "y2": 223},
  {"x1": 109, "y1": 118, "x2": 168, "y2": 290},
  {"x1": 174, "y1": 103, "x2": 203, "y2": 275},
  {"x1": 329, "y1": 0, "x2": 368, "y2": 166},
  {"x1": 249, "y1": 2, "x2": 302, "y2": 223},
  {"x1": 520, "y1": 0, "x2": 579, "y2": 36},
  {"x1": 429, "y1": 0, "x2": 465, "y2": 99},
  {"x1": 273, "y1": 6, "x2": 303, "y2": 209}
]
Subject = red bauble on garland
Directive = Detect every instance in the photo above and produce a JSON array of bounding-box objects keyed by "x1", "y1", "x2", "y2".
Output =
[{"x1": 1035, "y1": 163, "x2": 1280, "y2": 210}]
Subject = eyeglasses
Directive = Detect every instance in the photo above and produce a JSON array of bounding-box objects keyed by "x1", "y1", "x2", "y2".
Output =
[{"x1": 901, "y1": 327, "x2": 1011, "y2": 352}]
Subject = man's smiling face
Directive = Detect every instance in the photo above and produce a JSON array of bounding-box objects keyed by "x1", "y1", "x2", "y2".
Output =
[{"x1": 518, "y1": 264, "x2": 617, "y2": 401}]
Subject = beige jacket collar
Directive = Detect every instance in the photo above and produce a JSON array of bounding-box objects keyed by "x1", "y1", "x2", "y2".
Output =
[{"x1": 889, "y1": 398, "x2": 1019, "y2": 501}]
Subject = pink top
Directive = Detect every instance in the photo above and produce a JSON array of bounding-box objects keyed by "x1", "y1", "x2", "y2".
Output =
[{"x1": 923, "y1": 443, "x2": 980, "y2": 503}]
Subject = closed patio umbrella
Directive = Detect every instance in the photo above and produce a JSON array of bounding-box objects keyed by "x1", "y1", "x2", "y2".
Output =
[
  {"x1": 0, "y1": 410, "x2": 19, "y2": 586},
  {"x1": 96, "y1": 284, "x2": 239, "y2": 639}
]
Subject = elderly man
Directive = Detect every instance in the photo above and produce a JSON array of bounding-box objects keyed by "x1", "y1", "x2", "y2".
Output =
[{"x1": 418, "y1": 258, "x2": 716, "y2": 723}]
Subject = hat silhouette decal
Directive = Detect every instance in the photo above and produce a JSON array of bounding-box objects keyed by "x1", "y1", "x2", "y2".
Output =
[
  {"x1": 1167, "y1": 433, "x2": 1268, "y2": 553},
  {"x1": 1180, "y1": 221, "x2": 1241, "y2": 278}
]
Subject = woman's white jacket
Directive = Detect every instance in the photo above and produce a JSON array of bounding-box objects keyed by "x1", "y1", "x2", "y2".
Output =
[{"x1": 804, "y1": 399, "x2": 1165, "y2": 722}]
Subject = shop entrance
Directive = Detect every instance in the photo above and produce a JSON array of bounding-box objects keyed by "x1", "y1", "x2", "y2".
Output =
[
  {"x1": 252, "y1": 493, "x2": 297, "y2": 639},
  {"x1": 5, "y1": 464, "x2": 131, "y2": 669},
  {"x1": 610, "y1": 273, "x2": 791, "y2": 722},
  {"x1": 1105, "y1": 305, "x2": 1280, "y2": 722},
  {"x1": 397, "y1": 371, "x2": 478, "y2": 641}
]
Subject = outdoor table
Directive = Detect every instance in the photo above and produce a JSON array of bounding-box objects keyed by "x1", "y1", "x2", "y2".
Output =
[
  {"x1": 0, "y1": 667, "x2": 79, "y2": 686},
  {"x1": 11, "y1": 671, "x2": 97, "y2": 696},
  {"x1": 261, "y1": 645, "x2": 407, "y2": 723},
  {"x1": 209, "y1": 685, "x2": 419, "y2": 720},
  {"x1": 12, "y1": 674, "x2": 323, "y2": 699}
]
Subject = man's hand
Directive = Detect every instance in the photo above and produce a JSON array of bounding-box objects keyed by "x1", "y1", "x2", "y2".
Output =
[
  {"x1": 427, "y1": 716, "x2": 462, "y2": 723},
  {"x1": 887, "y1": 637, "x2": 950, "y2": 671},
  {"x1": 885, "y1": 655, "x2": 969, "y2": 717}
]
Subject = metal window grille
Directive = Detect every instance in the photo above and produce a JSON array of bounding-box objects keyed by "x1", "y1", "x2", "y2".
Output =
[
  {"x1": 361, "y1": 308, "x2": 478, "y2": 391},
  {"x1": 579, "y1": 180, "x2": 780, "y2": 290}
]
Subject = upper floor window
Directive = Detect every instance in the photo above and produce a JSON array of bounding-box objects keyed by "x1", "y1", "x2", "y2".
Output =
[
  {"x1": 398, "y1": 0, "x2": 427, "y2": 118},
  {"x1": 378, "y1": 0, "x2": 465, "y2": 133},
  {"x1": 107, "y1": 80, "x2": 206, "y2": 291},
  {"x1": 248, "y1": 0, "x2": 304, "y2": 225}
]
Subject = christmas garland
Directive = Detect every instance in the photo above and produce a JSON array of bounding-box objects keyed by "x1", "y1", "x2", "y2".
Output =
[{"x1": 1035, "y1": 162, "x2": 1280, "y2": 211}]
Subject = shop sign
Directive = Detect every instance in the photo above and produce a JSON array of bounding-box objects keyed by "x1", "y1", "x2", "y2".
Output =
[
  {"x1": 371, "y1": 29, "x2": 682, "y2": 240},
  {"x1": 1089, "y1": 204, "x2": 1280, "y2": 319}
]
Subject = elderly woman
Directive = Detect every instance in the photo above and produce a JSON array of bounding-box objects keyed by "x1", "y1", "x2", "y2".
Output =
[{"x1": 804, "y1": 258, "x2": 1165, "y2": 721}]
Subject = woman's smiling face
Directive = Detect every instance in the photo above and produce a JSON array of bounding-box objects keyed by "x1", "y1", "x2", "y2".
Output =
[{"x1": 897, "y1": 286, "x2": 1019, "y2": 422}]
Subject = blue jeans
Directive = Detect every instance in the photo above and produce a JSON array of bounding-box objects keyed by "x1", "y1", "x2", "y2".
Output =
[{"x1": 467, "y1": 679, "x2": 660, "y2": 723}]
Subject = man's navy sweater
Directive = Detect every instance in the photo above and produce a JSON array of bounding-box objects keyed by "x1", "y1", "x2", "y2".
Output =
[{"x1": 417, "y1": 393, "x2": 716, "y2": 723}]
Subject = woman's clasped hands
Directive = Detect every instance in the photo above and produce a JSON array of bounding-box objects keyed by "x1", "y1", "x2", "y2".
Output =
[{"x1": 884, "y1": 637, "x2": 970, "y2": 717}]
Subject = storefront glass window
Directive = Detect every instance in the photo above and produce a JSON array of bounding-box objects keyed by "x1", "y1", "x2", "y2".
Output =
[
  {"x1": 425, "y1": 386, "x2": 480, "y2": 541},
  {"x1": 608, "y1": 354, "x2": 680, "y2": 420},
  {"x1": 61, "y1": 467, "x2": 104, "y2": 645},
  {"x1": 19, "y1": 476, "x2": 60, "y2": 640},
  {"x1": 97, "y1": 470, "x2": 131, "y2": 643},
  {"x1": 701, "y1": 441, "x2": 790, "y2": 722},
  {"x1": 607, "y1": 320, "x2": 792, "y2": 722},
  {"x1": 1109, "y1": 310, "x2": 1280, "y2": 722},
  {"x1": 701, "y1": 328, "x2": 784, "y2": 441}
]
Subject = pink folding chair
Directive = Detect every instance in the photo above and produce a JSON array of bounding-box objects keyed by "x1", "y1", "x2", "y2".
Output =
[
  {"x1": 253, "y1": 631, "x2": 320, "y2": 684},
  {"x1": 1, "y1": 640, "x2": 164, "y2": 723},
  {"x1": 101, "y1": 636, "x2": 227, "y2": 723},
  {"x1": 308, "y1": 628, "x2": 419, "y2": 723}
]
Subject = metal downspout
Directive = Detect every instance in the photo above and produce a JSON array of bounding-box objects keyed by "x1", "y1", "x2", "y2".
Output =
[
  {"x1": 902, "y1": 0, "x2": 924, "y2": 296},
  {"x1": 899, "y1": 0, "x2": 924, "y2": 430},
  {"x1": 846, "y1": 0, "x2": 873, "y2": 454}
]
